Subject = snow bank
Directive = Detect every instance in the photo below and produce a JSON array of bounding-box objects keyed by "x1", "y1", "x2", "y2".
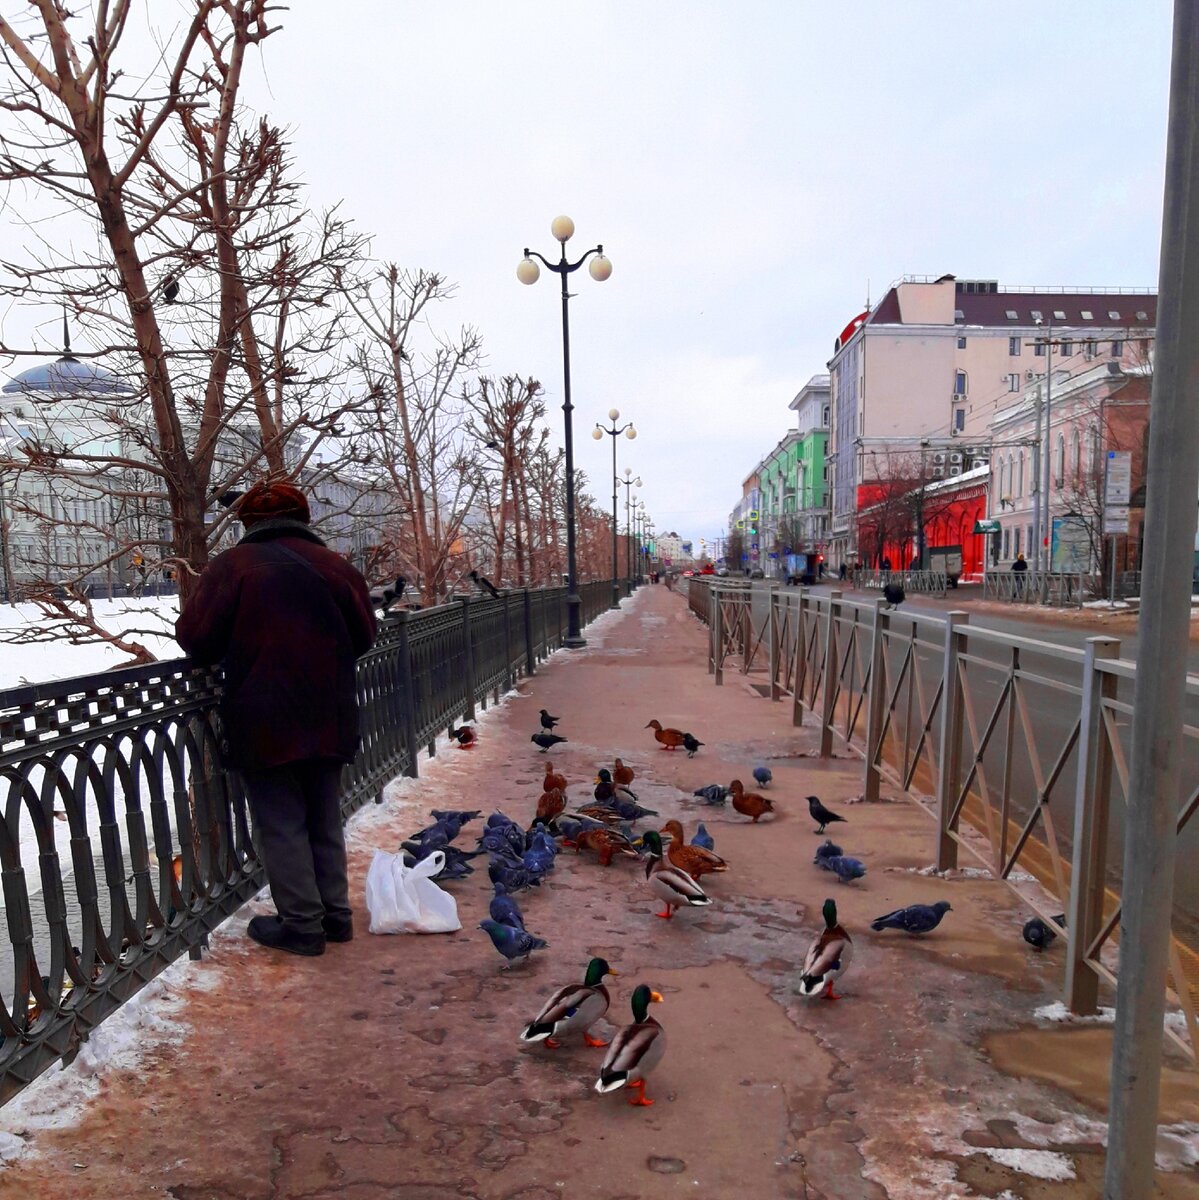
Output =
[{"x1": 978, "y1": 1147, "x2": 1076, "y2": 1181}]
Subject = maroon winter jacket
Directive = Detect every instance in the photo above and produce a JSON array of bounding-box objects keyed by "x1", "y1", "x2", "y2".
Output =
[{"x1": 175, "y1": 519, "x2": 377, "y2": 770}]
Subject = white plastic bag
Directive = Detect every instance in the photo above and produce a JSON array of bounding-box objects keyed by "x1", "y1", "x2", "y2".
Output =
[{"x1": 364, "y1": 849, "x2": 462, "y2": 934}]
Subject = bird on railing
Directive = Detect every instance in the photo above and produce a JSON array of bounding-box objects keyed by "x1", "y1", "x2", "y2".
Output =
[
  {"x1": 470, "y1": 570, "x2": 502, "y2": 600},
  {"x1": 369, "y1": 575, "x2": 407, "y2": 614}
]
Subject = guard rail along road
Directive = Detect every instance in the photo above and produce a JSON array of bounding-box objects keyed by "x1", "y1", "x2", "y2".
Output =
[
  {"x1": 687, "y1": 576, "x2": 1199, "y2": 1065},
  {"x1": 0, "y1": 579, "x2": 632, "y2": 1105}
]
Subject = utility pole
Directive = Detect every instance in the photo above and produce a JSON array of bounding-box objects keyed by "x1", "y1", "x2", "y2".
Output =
[{"x1": 1104, "y1": 4, "x2": 1199, "y2": 1196}]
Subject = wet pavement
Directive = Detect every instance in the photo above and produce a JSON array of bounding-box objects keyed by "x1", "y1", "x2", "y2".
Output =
[{"x1": 0, "y1": 584, "x2": 1195, "y2": 1199}]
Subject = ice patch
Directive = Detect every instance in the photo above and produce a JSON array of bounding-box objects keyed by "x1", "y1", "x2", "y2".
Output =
[
  {"x1": 1034, "y1": 1000, "x2": 1116, "y2": 1024},
  {"x1": 978, "y1": 1147, "x2": 1076, "y2": 1180}
]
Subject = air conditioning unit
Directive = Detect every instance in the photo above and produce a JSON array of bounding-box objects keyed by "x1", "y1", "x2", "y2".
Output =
[
  {"x1": 932, "y1": 451, "x2": 947, "y2": 465},
  {"x1": 949, "y1": 451, "x2": 964, "y2": 465},
  {"x1": 971, "y1": 457, "x2": 989, "y2": 470},
  {"x1": 1025, "y1": 369, "x2": 1036, "y2": 380},
  {"x1": 948, "y1": 465, "x2": 963, "y2": 477},
  {"x1": 952, "y1": 391, "x2": 966, "y2": 402}
]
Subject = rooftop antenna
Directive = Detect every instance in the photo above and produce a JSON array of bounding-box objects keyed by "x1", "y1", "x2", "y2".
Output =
[
  {"x1": 61, "y1": 306, "x2": 75, "y2": 360},
  {"x1": 865, "y1": 279, "x2": 871, "y2": 312}
]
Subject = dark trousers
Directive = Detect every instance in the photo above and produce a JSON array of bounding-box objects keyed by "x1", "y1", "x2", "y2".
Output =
[{"x1": 240, "y1": 759, "x2": 350, "y2": 936}]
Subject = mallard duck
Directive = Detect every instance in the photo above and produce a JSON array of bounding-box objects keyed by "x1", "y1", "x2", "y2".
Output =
[
  {"x1": 797, "y1": 898, "x2": 854, "y2": 1001},
  {"x1": 595, "y1": 984, "x2": 666, "y2": 1106},
  {"x1": 613, "y1": 758, "x2": 635, "y2": 787},
  {"x1": 645, "y1": 719, "x2": 686, "y2": 751},
  {"x1": 543, "y1": 761, "x2": 568, "y2": 794},
  {"x1": 573, "y1": 804, "x2": 627, "y2": 827},
  {"x1": 641, "y1": 830, "x2": 712, "y2": 919},
  {"x1": 659, "y1": 819, "x2": 728, "y2": 881},
  {"x1": 574, "y1": 827, "x2": 640, "y2": 867},
  {"x1": 729, "y1": 779, "x2": 774, "y2": 823},
  {"x1": 521, "y1": 957, "x2": 618, "y2": 1049},
  {"x1": 534, "y1": 787, "x2": 566, "y2": 826}
]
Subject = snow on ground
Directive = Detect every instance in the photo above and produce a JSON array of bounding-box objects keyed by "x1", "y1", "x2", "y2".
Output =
[
  {"x1": 978, "y1": 1147, "x2": 1077, "y2": 1181},
  {"x1": 0, "y1": 597, "x2": 182, "y2": 691}
]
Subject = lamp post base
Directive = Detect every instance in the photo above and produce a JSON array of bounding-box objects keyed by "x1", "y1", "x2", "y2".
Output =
[
  {"x1": 563, "y1": 635, "x2": 587, "y2": 648},
  {"x1": 564, "y1": 593, "x2": 585, "y2": 648}
]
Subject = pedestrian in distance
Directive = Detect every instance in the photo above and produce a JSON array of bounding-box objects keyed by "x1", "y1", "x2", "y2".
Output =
[
  {"x1": 838, "y1": 562, "x2": 847, "y2": 581},
  {"x1": 1011, "y1": 551, "x2": 1028, "y2": 600},
  {"x1": 176, "y1": 480, "x2": 377, "y2": 957}
]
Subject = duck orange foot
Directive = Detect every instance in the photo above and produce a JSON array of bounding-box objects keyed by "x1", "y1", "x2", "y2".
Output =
[
  {"x1": 654, "y1": 907, "x2": 674, "y2": 920},
  {"x1": 583, "y1": 1033, "x2": 609, "y2": 1047},
  {"x1": 627, "y1": 1081, "x2": 654, "y2": 1106},
  {"x1": 545, "y1": 1037, "x2": 562, "y2": 1048}
]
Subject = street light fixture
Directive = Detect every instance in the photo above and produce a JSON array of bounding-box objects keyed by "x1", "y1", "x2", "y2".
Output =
[
  {"x1": 618, "y1": 467, "x2": 642, "y2": 587},
  {"x1": 592, "y1": 408, "x2": 637, "y2": 608},
  {"x1": 518, "y1": 216, "x2": 612, "y2": 645}
]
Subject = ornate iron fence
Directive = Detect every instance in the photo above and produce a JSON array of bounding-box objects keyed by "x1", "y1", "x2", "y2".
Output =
[
  {"x1": 687, "y1": 577, "x2": 1199, "y2": 1063},
  {"x1": 0, "y1": 578, "x2": 633, "y2": 1104}
]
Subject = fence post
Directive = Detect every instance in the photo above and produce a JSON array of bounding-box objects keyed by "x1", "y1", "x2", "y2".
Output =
[
  {"x1": 713, "y1": 587, "x2": 725, "y2": 686},
  {"x1": 819, "y1": 590, "x2": 842, "y2": 759},
  {"x1": 792, "y1": 588, "x2": 808, "y2": 726},
  {"x1": 768, "y1": 590, "x2": 782, "y2": 700},
  {"x1": 523, "y1": 588, "x2": 536, "y2": 676},
  {"x1": 707, "y1": 585, "x2": 717, "y2": 675},
  {"x1": 501, "y1": 591, "x2": 514, "y2": 692},
  {"x1": 459, "y1": 597, "x2": 476, "y2": 721},
  {"x1": 394, "y1": 609, "x2": 420, "y2": 779},
  {"x1": 935, "y1": 610, "x2": 969, "y2": 870},
  {"x1": 1065, "y1": 636, "x2": 1120, "y2": 1015},
  {"x1": 863, "y1": 597, "x2": 887, "y2": 802}
]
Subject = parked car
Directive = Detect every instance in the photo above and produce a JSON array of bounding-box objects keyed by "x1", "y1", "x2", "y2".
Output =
[
  {"x1": 716, "y1": 567, "x2": 731, "y2": 577},
  {"x1": 683, "y1": 569, "x2": 694, "y2": 577}
]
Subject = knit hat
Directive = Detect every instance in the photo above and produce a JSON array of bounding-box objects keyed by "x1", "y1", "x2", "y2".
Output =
[{"x1": 236, "y1": 480, "x2": 310, "y2": 527}]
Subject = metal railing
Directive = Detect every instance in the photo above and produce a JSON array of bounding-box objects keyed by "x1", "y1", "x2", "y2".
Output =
[
  {"x1": 687, "y1": 577, "x2": 1198, "y2": 1062},
  {"x1": 853, "y1": 568, "x2": 949, "y2": 596},
  {"x1": 0, "y1": 577, "x2": 633, "y2": 1104},
  {"x1": 982, "y1": 570, "x2": 1094, "y2": 607}
]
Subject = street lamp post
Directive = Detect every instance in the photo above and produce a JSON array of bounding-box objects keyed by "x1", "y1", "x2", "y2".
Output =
[
  {"x1": 518, "y1": 216, "x2": 612, "y2": 646},
  {"x1": 592, "y1": 411, "x2": 637, "y2": 607},
  {"x1": 618, "y1": 468, "x2": 642, "y2": 586}
]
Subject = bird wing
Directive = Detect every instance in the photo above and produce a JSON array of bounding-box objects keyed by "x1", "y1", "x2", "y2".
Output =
[
  {"x1": 652, "y1": 864, "x2": 709, "y2": 901},
  {"x1": 871, "y1": 908, "x2": 905, "y2": 929},
  {"x1": 803, "y1": 928, "x2": 851, "y2": 978},
  {"x1": 599, "y1": 1020, "x2": 663, "y2": 1080},
  {"x1": 531, "y1": 983, "x2": 601, "y2": 1027}
]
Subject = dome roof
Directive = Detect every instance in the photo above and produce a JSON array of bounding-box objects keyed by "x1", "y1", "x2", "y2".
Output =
[{"x1": 2, "y1": 355, "x2": 136, "y2": 397}]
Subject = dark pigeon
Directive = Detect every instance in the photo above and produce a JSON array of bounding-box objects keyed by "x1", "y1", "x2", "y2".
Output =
[
  {"x1": 488, "y1": 861, "x2": 542, "y2": 893},
  {"x1": 531, "y1": 731, "x2": 568, "y2": 753},
  {"x1": 752, "y1": 765, "x2": 772, "y2": 787},
  {"x1": 489, "y1": 884, "x2": 526, "y2": 931},
  {"x1": 478, "y1": 918, "x2": 547, "y2": 965},
  {"x1": 871, "y1": 901, "x2": 952, "y2": 935},
  {"x1": 691, "y1": 823, "x2": 714, "y2": 852},
  {"x1": 826, "y1": 855, "x2": 866, "y2": 884},
  {"x1": 429, "y1": 809, "x2": 482, "y2": 839},
  {"x1": 1023, "y1": 913, "x2": 1066, "y2": 951},
  {"x1": 813, "y1": 839, "x2": 844, "y2": 866},
  {"x1": 807, "y1": 795, "x2": 847, "y2": 835},
  {"x1": 539, "y1": 709, "x2": 561, "y2": 731}
]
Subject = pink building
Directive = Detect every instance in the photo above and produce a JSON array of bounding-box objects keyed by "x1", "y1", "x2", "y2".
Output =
[{"x1": 826, "y1": 275, "x2": 1156, "y2": 567}]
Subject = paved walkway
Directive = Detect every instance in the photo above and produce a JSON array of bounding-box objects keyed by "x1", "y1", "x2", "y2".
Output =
[{"x1": 1, "y1": 585, "x2": 1196, "y2": 1199}]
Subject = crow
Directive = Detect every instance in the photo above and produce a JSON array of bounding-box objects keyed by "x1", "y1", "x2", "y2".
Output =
[
  {"x1": 883, "y1": 582, "x2": 906, "y2": 610},
  {"x1": 162, "y1": 275, "x2": 180, "y2": 303},
  {"x1": 370, "y1": 575, "x2": 407, "y2": 614},
  {"x1": 682, "y1": 733, "x2": 704, "y2": 758},
  {"x1": 807, "y1": 795, "x2": 847, "y2": 835},
  {"x1": 470, "y1": 569, "x2": 501, "y2": 600},
  {"x1": 531, "y1": 731, "x2": 568, "y2": 753},
  {"x1": 539, "y1": 709, "x2": 561, "y2": 731}
]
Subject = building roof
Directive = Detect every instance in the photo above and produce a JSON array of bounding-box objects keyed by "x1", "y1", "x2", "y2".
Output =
[
  {"x1": 2, "y1": 355, "x2": 137, "y2": 397},
  {"x1": 868, "y1": 281, "x2": 1156, "y2": 329}
]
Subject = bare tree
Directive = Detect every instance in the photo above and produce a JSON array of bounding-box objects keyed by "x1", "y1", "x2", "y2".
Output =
[
  {"x1": 856, "y1": 451, "x2": 962, "y2": 569},
  {"x1": 0, "y1": 2, "x2": 373, "y2": 654}
]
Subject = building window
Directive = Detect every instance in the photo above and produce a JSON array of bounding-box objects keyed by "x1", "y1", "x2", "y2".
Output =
[
  {"x1": 1006, "y1": 310, "x2": 1019, "y2": 321},
  {"x1": 957, "y1": 335, "x2": 967, "y2": 349},
  {"x1": 1007, "y1": 372, "x2": 1020, "y2": 392},
  {"x1": 1014, "y1": 528, "x2": 1021, "y2": 557},
  {"x1": 1059, "y1": 339, "x2": 1072, "y2": 357},
  {"x1": 1034, "y1": 341, "x2": 1046, "y2": 357},
  {"x1": 1009, "y1": 337, "x2": 1021, "y2": 356},
  {"x1": 822, "y1": 464, "x2": 829, "y2": 481},
  {"x1": 1085, "y1": 339, "x2": 1096, "y2": 358},
  {"x1": 1027, "y1": 524, "x2": 1034, "y2": 554},
  {"x1": 1071, "y1": 429, "x2": 1081, "y2": 477},
  {"x1": 1111, "y1": 340, "x2": 1123, "y2": 356},
  {"x1": 1003, "y1": 529, "x2": 1011, "y2": 559},
  {"x1": 954, "y1": 370, "x2": 967, "y2": 395},
  {"x1": 1053, "y1": 310, "x2": 1066, "y2": 320},
  {"x1": 1055, "y1": 433, "x2": 1065, "y2": 487},
  {"x1": 822, "y1": 403, "x2": 830, "y2": 427},
  {"x1": 1017, "y1": 451, "x2": 1024, "y2": 497},
  {"x1": 1081, "y1": 310, "x2": 1093, "y2": 320},
  {"x1": 954, "y1": 407, "x2": 966, "y2": 432}
]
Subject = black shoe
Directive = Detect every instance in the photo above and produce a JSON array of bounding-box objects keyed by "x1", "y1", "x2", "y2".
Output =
[
  {"x1": 247, "y1": 914, "x2": 325, "y2": 957},
  {"x1": 322, "y1": 914, "x2": 353, "y2": 943}
]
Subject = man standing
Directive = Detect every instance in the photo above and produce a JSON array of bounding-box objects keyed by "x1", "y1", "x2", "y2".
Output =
[
  {"x1": 176, "y1": 481, "x2": 376, "y2": 956},
  {"x1": 1011, "y1": 551, "x2": 1028, "y2": 600}
]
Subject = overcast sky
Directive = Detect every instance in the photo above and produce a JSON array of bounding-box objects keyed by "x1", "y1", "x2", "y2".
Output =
[{"x1": 4, "y1": 2, "x2": 1175, "y2": 548}]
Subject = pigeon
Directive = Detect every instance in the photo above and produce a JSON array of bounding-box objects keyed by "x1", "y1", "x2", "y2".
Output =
[
  {"x1": 752, "y1": 765, "x2": 772, "y2": 787},
  {"x1": 871, "y1": 901, "x2": 952, "y2": 935},
  {"x1": 692, "y1": 784, "x2": 729, "y2": 806},
  {"x1": 489, "y1": 883, "x2": 526, "y2": 931},
  {"x1": 883, "y1": 582, "x2": 905, "y2": 609},
  {"x1": 682, "y1": 733, "x2": 704, "y2": 758},
  {"x1": 531, "y1": 731, "x2": 568, "y2": 753},
  {"x1": 807, "y1": 795, "x2": 846, "y2": 835},
  {"x1": 813, "y1": 839, "x2": 844, "y2": 866},
  {"x1": 487, "y1": 861, "x2": 542, "y2": 893},
  {"x1": 1023, "y1": 913, "x2": 1066, "y2": 951},
  {"x1": 825, "y1": 855, "x2": 867, "y2": 885},
  {"x1": 478, "y1": 918, "x2": 547, "y2": 966},
  {"x1": 429, "y1": 809, "x2": 482, "y2": 839},
  {"x1": 370, "y1": 575, "x2": 408, "y2": 614},
  {"x1": 539, "y1": 709, "x2": 561, "y2": 731},
  {"x1": 470, "y1": 570, "x2": 502, "y2": 600},
  {"x1": 405, "y1": 848, "x2": 475, "y2": 880},
  {"x1": 402, "y1": 825, "x2": 450, "y2": 856},
  {"x1": 449, "y1": 723, "x2": 476, "y2": 749},
  {"x1": 691, "y1": 823, "x2": 714, "y2": 852}
]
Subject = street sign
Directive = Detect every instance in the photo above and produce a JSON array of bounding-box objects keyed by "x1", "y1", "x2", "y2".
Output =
[
  {"x1": 1104, "y1": 507, "x2": 1130, "y2": 535},
  {"x1": 1105, "y1": 450, "x2": 1132, "y2": 505}
]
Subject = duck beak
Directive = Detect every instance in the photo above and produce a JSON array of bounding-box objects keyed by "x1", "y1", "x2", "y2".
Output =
[
  {"x1": 649, "y1": 991, "x2": 664, "y2": 1003},
  {"x1": 607, "y1": 968, "x2": 619, "y2": 977},
  {"x1": 594, "y1": 776, "x2": 601, "y2": 784}
]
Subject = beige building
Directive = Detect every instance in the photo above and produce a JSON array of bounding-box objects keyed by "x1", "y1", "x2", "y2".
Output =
[{"x1": 826, "y1": 275, "x2": 1156, "y2": 565}]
